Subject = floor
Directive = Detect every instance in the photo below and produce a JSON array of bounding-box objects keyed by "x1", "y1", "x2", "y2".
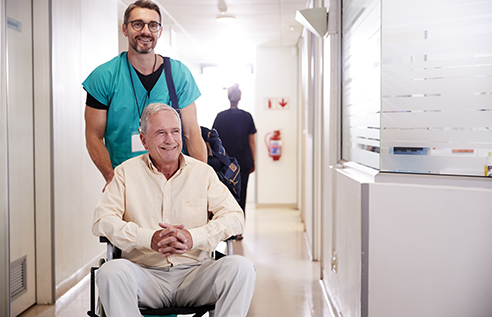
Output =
[{"x1": 19, "y1": 205, "x2": 334, "y2": 317}]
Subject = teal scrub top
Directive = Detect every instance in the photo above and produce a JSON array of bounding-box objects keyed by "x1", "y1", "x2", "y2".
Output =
[{"x1": 82, "y1": 52, "x2": 201, "y2": 168}]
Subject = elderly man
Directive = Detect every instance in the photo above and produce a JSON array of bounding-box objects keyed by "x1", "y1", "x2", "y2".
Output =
[{"x1": 92, "y1": 103, "x2": 255, "y2": 317}]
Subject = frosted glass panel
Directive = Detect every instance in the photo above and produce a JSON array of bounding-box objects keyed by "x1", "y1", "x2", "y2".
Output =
[
  {"x1": 341, "y1": 0, "x2": 381, "y2": 169},
  {"x1": 381, "y1": 0, "x2": 492, "y2": 176}
]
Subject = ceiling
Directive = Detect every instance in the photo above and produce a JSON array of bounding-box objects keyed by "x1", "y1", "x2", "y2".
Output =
[{"x1": 152, "y1": 0, "x2": 310, "y2": 64}]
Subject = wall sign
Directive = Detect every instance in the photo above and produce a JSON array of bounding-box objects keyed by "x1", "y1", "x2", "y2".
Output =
[
  {"x1": 7, "y1": 17, "x2": 22, "y2": 32},
  {"x1": 265, "y1": 97, "x2": 289, "y2": 110}
]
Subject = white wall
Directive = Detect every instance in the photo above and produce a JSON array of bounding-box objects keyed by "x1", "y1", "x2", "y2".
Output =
[
  {"x1": 322, "y1": 167, "x2": 365, "y2": 317},
  {"x1": 7, "y1": 0, "x2": 36, "y2": 313},
  {"x1": 51, "y1": 0, "x2": 118, "y2": 294},
  {"x1": 255, "y1": 47, "x2": 298, "y2": 205},
  {"x1": 368, "y1": 180, "x2": 492, "y2": 317},
  {"x1": 322, "y1": 167, "x2": 492, "y2": 317}
]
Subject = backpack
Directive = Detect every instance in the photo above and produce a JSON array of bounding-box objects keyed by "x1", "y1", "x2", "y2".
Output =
[
  {"x1": 162, "y1": 57, "x2": 241, "y2": 201},
  {"x1": 200, "y1": 126, "x2": 241, "y2": 200}
]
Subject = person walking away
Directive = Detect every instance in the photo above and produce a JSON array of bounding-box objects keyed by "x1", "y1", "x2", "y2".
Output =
[{"x1": 213, "y1": 84, "x2": 256, "y2": 240}]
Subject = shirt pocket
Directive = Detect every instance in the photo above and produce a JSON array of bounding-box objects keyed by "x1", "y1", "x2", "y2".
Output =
[{"x1": 180, "y1": 198, "x2": 208, "y2": 228}]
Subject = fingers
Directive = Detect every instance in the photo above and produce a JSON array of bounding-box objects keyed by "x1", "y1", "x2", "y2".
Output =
[
  {"x1": 154, "y1": 223, "x2": 189, "y2": 256},
  {"x1": 157, "y1": 229, "x2": 188, "y2": 247},
  {"x1": 157, "y1": 238, "x2": 189, "y2": 257},
  {"x1": 160, "y1": 248, "x2": 187, "y2": 257},
  {"x1": 158, "y1": 223, "x2": 185, "y2": 235},
  {"x1": 157, "y1": 241, "x2": 188, "y2": 256},
  {"x1": 158, "y1": 225, "x2": 178, "y2": 238},
  {"x1": 157, "y1": 224, "x2": 187, "y2": 242}
]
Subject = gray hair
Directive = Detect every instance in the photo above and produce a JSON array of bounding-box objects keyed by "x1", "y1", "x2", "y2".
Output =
[
  {"x1": 140, "y1": 103, "x2": 181, "y2": 135},
  {"x1": 124, "y1": 0, "x2": 162, "y2": 24}
]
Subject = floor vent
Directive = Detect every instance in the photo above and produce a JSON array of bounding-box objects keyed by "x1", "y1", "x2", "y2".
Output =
[{"x1": 11, "y1": 256, "x2": 27, "y2": 300}]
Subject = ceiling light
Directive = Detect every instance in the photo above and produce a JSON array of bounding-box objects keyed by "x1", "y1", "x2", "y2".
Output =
[{"x1": 216, "y1": 14, "x2": 236, "y2": 23}]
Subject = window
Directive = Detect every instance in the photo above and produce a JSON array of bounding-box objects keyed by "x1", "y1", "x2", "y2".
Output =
[{"x1": 342, "y1": 0, "x2": 492, "y2": 177}]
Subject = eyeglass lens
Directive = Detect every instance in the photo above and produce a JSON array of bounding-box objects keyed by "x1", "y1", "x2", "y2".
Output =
[{"x1": 130, "y1": 20, "x2": 160, "y2": 32}]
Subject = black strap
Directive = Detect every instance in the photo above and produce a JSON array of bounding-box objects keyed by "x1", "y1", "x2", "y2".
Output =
[
  {"x1": 163, "y1": 57, "x2": 179, "y2": 112},
  {"x1": 213, "y1": 148, "x2": 233, "y2": 167},
  {"x1": 206, "y1": 130, "x2": 233, "y2": 167},
  {"x1": 163, "y1": 57, "x2": 188, "y2": 155}
]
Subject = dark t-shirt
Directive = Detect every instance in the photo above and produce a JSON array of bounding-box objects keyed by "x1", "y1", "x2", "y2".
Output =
[
  {"x1": 213, "y1": 108, "x2": 257, "y2": 170},
  {"x1": 85, "y1": 63, "x2": 165, "y2": 109}
]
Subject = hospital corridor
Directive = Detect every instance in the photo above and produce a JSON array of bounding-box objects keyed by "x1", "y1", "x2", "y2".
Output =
[{"x1": 2, "y1": 0, "x2": 492, "y2": 317}]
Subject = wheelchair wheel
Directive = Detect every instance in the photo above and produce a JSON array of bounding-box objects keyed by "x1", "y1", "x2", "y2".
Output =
[{"x1": 98, "y1": 258, "x2": 106, "y2": 317}]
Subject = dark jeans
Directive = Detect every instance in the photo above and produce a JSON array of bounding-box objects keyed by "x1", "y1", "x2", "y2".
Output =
[{"x1": 239, "y1": 168, "x2": 250, "y2": 215}]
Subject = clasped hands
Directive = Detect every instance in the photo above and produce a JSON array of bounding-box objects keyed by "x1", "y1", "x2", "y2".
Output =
[{"x1": 151, "y1": 223, "x2": 193, "y2": 257}]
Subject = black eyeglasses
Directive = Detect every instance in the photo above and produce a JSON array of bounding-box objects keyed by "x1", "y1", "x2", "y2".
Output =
[{"x1": 126, "y1": 20, "x2": 161, "y2": 33}]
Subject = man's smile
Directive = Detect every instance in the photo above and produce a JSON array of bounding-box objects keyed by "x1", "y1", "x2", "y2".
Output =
[
  {"x1": 160, "y1": 144, "x2": 178, "y2": 151},
  {"x1": 137, "y1": 37, "x2": 152, "y2": 43}
]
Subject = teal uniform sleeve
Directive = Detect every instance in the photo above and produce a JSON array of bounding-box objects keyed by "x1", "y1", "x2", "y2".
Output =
[{"x1": 82, "y1": 64, "x2": 112, "y2": 107}]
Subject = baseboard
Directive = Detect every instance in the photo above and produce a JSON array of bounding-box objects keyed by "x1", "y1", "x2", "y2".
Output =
[
  {"x1": 319, "y1": 277, "x2": 342, "y2": 317},
  {"x1": 55, "y1": 250, "x2": 104, "y2": 300}
]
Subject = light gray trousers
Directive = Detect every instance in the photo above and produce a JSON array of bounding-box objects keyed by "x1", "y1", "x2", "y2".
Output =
[{"x1": 96, "y1": 255, "x2": 256, "y2": 317}]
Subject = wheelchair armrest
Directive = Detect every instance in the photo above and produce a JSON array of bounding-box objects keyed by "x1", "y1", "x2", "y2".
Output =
[
  {"x1": 226, "y1": 238, "x2": 233, "y2": 255},
  {"x1": 99, "y1": 236, "x2": 122, "y2": 260},
  {"x1": 100, "y1": 236, "x2": 232, "y2": 261},
  {"x1": 213, "y1": 238, "x2": 234, "y2": 260}
]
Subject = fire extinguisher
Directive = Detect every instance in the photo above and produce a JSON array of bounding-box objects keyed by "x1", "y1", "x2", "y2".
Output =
[{"x1": 265, "y1": 130, "x2": 282, "y2": 161}]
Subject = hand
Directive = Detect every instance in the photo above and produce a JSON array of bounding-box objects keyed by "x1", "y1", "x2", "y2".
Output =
[
  {"x1": 102, "y1": 177, "x2": 113, "y2": 192},
  {"x1": 151, "y1": 223, "x2": 193, "y2": 257},
  {"x1": 103, "y1": 170, "x2": 115, "y2": 192}
]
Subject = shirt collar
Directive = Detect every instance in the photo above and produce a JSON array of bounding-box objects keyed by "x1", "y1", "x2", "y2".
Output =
[{"x1": 144, "y1": 153, "x2": 188, "y2": 176}]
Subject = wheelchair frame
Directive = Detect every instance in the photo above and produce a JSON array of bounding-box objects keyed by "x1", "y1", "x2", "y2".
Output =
[{"x1": 87, "y1": 237, "x2": 233, "y2": 317}]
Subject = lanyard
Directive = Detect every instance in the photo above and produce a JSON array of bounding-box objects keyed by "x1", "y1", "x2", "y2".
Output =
[{"x1": 127, "y1": 54, "x2": 157, "y2": 125}]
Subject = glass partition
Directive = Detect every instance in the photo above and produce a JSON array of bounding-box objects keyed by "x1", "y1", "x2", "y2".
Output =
[
  {"x1": 381, "y1": 0, "x2": 492, "y2": 176},
  {"x1": 341, "y1": 0, "x2": 381, "y2": 170},
  {"x1": 342, "y1": 0, "x2": 492, "y2": 177}
]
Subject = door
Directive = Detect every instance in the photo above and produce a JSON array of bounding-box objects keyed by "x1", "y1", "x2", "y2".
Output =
[{"x1": 7, "y1": 0, "x2": 36, "y2": 315}]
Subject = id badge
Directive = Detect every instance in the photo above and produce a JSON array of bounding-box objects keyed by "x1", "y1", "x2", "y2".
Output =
[{"x1": 131, "y1": 132, "x2": 145, "y2": 152}]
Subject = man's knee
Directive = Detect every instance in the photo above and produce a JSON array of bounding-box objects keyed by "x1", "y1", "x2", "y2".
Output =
[
  {"x1": 213, "y1": 256, "x2": 255, "y2": 314},
  {"x1": 97, "y1": 258, "x2": 137, "y2": 289},
  {"x1": 220, "y1": 255, "x2": 256, "y2": 283}
]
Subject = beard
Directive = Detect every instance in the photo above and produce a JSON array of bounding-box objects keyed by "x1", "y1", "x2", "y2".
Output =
[{"x1": 129, "y1": 36, "x2": 155, "y2": 54}]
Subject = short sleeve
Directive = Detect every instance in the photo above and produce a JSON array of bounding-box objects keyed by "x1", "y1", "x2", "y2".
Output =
[
  {"x1": 82, "y1": 65, "x2": 113, "y2": 107},
  {"x1": 82, "y1": 54, "x2": 125, "y2": 107},
  {"x1": 85, "y1": 91, "x2": 108, "y2": 109},
  {"x1": 247, "y1": 112, "x2": 257, "y2": 134}
]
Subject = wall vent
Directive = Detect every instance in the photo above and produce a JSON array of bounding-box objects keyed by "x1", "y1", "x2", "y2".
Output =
[{"x1": 11, "y1": 256, "x2": 27, "y2": 300}]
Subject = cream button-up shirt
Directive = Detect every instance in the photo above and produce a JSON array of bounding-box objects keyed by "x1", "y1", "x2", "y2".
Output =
[{"x1": 92, "y1": 153, "x2": 244, "y2": 268}]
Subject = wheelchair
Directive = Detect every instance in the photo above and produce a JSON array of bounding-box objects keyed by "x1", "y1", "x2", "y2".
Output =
[{"x1": 87, "y1": 237, "x2": 233, "y2": 317}]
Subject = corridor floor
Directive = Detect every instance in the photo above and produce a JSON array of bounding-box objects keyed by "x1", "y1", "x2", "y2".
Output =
[{"x1": 19, "y1": 205, "x2": 334, "y2": 317}]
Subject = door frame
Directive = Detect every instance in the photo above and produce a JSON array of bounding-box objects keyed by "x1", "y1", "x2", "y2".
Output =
[
  {"x1": 1, "y1": 0, "x2": 11, "y2": 314},
  {"x1": 33, "y1": 0, "x2": 55, "y2": 304}
]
